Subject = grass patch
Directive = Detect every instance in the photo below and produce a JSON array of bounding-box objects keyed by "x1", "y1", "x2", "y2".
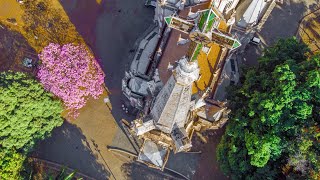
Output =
[
  {"x1": 198, "y1": 10, "x2": 209, "y2": 30},
  {"x1": 192, "y1": 44, "x2": 203, "y2": 61},
  {"x1": 165, "y1": 17, "x2": 172, "y2": 25},
  {"x1": 232, "y1": 40, "x2": 241, "y2": 49}
]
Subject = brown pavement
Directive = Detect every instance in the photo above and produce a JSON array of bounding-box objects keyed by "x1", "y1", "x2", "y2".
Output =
[
  {"x1": 239, "y1": 0, "x2": 318, "y2": 66},
  {"x1": 74, "y1": 90, "x2": 128, "y2": 180},
  {"x1": 0, "y1": 0, "x2": 24, "y2": 24},
  {"x1": 34, "y1": 90, "x2": 136, "y2": 179}
]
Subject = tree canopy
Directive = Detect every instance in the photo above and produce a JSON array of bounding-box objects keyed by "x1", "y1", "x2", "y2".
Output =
[
  {"x1": 37, "y1": 43, "x2": 105, "y2": 117},
  {"x1": 217, "y1": 38, "x2": 320, "y2": 179},
  {"x1": 0, "y1": 149, "x2": 25, "y2": 180},
  {"x1": 0, "y1": 71, "x2": 63, "y2": 179}
]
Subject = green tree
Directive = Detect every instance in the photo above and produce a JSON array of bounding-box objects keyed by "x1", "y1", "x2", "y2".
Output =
[
  {"x1": 217, "y1": 38, "x2": 320, "y2": 179},
  {"x1": 0, "y1": 71, "x2": 63, "y2": 179},
  {"x1": 0, "y1": 149, "x2": 26, "y2": 180}
]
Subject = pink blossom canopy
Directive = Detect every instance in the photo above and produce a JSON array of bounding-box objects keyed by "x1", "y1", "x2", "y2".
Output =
[{"x1": 38, "y1": 43, "x2": 105, "y2": 117}]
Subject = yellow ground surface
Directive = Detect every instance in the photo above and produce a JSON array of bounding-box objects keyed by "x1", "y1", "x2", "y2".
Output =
[
  {"x1": 0, "y1": 0, "x2": 24, "y2": 25},
  {"x1": 0, "y1": 0, "x2": 71, "y2": 26},
  {"x1": 300, "y1": 11, "x2": 320, "y2": 53},
  {"x1": 0, "y1": 0, "x2": 84, "y2": 53},
  {"x1": 73, "y1": 90, "x2": 125, "y2": 179}
]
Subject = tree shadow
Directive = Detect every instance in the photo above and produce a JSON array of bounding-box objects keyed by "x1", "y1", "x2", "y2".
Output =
[
  {"x1": 308, "y1": 0, "x2": 319, "y2": 11},
  {"x1": 58, "y1": 0, "x2": 154, "y2": 123},
  {"x1": 0, "y1": 23, "x2": 38, "y2": 75},
  {"x1": 258, "y1": 0, "x2": 307, "y2": 46},
  {"x1": 303, "y1": 11, "x2": 320, "y2": 51},
  {"x1": 32, "y1": 122, "x2": 110, "y2": 179}
]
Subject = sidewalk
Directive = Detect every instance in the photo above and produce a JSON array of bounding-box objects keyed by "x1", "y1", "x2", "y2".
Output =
[
  {"x1": 34, "y1": 90, "x2": 132, "y2": 179},
  {"x1": 214, "y1": 54, "x2": 240, "y2": 101},
  {"x1": 74, "y1": 90, "x2": 135, "y2": 180}
]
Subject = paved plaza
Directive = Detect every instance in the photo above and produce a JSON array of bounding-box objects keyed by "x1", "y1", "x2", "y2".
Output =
[{"x1": 238, "y1": 0, "x2": 318, "y2": 66}]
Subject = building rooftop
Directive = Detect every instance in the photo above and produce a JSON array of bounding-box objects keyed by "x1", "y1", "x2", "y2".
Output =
[
  {"x1": 130, "y1": 28, "x2": 159, "y2": 75},
  {"x1": 137, "y1": 140, "x2": 170, "y2": 170},
  {"x1": 157, "y1": 3, "x2": 212, "y2": 84},
  {"x1": 157, "y1": 30, "x2": 191, "y2": 83},
  {"x1": 157, "y1": 2, "x2": 231, "y2": 94}
]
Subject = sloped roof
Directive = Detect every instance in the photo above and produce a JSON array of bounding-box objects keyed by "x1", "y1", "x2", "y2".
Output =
[{"x1": 137, "y1": 140, "x2": 170, "y2": 169}]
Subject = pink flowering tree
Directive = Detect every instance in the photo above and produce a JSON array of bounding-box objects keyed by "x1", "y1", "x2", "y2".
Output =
[{"x1": 37, "y1": 43, "x2": 105, "y2": 118}]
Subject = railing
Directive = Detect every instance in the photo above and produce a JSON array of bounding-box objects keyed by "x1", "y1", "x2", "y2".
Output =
[{"x1": 29, "y1": 157, "x2": 96, "y2": 180}]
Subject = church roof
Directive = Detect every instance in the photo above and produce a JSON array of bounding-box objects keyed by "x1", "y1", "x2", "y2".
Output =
[
  {"x1": 150, "y1": 58, "x2": 198, "y2": 133},
  {"x1": 157, "y1": 2, "x2": 211, "y2": 84},
  {"x1": 137, "y1": 140, "x2": 170, "y2": 170}
]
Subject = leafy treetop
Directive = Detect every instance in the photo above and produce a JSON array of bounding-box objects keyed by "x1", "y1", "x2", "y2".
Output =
[
  {"x1": 0, "y1": 71, "x2": 63, "y2": 179},
  {"x1": 217, "y1": 38, "x2": 320, "y2": 179}
]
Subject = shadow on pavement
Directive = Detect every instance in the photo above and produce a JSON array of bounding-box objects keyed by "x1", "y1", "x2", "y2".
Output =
[
  {"x1": 259, "y1": 0, "x2": 307, "y2": 45},
  {"x1": 32, "y1": 122, "x2": 110, "y2": 179},
  {"x1": 121, "y1": 162, "x2": 182, "y2": 180},
  {"x1": 58, "y1": 0, "x2": 154, "y2": 123},
  {"x1": 192, "y1": 128, "x2": 229, "y2": 180},
  {"x1": 0, "y1": 23, "x2": 38, "y2": 74},
  {"x1": 241, "y1": 0, "x2": 309, "y2": 67}
]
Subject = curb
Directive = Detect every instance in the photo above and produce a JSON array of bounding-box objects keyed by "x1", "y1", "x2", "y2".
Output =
[{"x1": 29, "y1": 157, "x2": 96, "y2": 180}]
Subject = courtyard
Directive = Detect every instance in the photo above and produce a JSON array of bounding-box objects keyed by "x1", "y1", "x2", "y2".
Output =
[{"x1": 239, "y1": 0, "x2": 319, "y2": 66}]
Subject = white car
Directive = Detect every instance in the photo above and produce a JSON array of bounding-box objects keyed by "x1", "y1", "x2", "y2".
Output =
[{"x1": 250, "y1": 37, "x2": 261, "y2": 45}]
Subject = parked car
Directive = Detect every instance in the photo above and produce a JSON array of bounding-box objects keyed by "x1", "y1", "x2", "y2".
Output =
[{"x1": 250, "y1": 37, "x2": 261, "y2": 45}]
